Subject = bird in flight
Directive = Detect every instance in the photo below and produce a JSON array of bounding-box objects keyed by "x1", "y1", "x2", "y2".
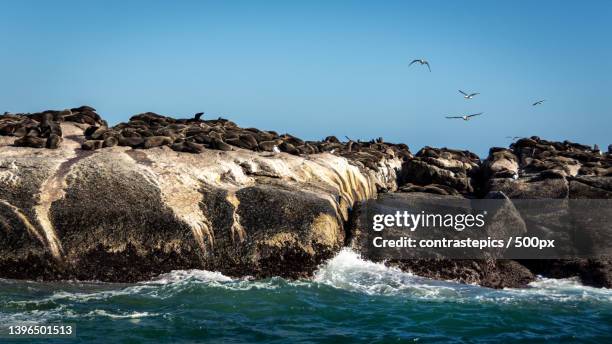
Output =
[
  {"x1": 506, "y1": 136, "x2": 521, "y2": 140},
  {"x1": 445, "y1": 113, "x2": 483, "y2": 121},
  {"x1": 409, "y1": 59, "x2": 431, "y2": 72},
  {"x1": 532, "y1": 99, "x2": 546, "y2": 106},
  {"x1": 459, "y1": 90, "x2": 479, "y2": 99}
]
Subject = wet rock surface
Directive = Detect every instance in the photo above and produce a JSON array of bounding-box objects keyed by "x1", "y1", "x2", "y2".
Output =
[{"x1": 1, "y1": 107, "x2": 611, "y2": 288}]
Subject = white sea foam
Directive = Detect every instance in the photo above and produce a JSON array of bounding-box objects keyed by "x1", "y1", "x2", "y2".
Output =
[
  {"x1": 84, "y1": 310, "x2": 159, "y2": 319},
  {"x1": 313, "y1": 248, "x2": 462, "y2": 298},
  {"x1": 312, "y1": 248, "x2": 612, "y2": 303},
  {"x1": 2, "y1": 249, "x2": 612, "y2": 313},
  {"x1": 148, "y1": 269, "x2": 234, "y2": 285}
]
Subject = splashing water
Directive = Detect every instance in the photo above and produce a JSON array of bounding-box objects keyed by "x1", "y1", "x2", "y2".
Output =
[{"x1": 1, "y1": 248, "x2": 611, "y2": 343}]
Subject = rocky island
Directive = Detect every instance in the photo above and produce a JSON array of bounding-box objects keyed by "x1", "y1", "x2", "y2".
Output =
[{"x1": 1, "y1": 106, "x2": 611, "y2": 288}]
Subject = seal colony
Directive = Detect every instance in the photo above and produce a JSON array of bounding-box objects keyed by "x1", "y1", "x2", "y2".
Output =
[
  {"x1": 0, "y1": 106, "x2": 611, "y2": 288},
  {"x1": 0, "y1": 107, "x2": 412, "y2": 174}
]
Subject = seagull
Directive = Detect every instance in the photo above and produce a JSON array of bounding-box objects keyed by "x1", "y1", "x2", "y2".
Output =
[
  {"x1": 532, "y1": 100, "x2": 546, "y2": 106},
  {"x1": 409, "y1": 59, "x2": 431, "y2": 72},
  {"x1": 445, "y1": 113, "x2": 483, "y2": 121},
  {"x1": 193, "y1": 112, "x2": 204, "y2": 120},
  {"x1": 459, "y1": 90, "x2": 479, "y2": 99},
  {"x1": 506, "y1": 136, "x2": 521, "y2": 140},
  {"x1": 272, "y1": 145, "x2": 281, "y2": 153}
]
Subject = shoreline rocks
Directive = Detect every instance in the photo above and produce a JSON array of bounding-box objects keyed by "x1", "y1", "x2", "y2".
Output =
[{"x1": 1, "y1": 107, "x2": 611, "y2": 288}]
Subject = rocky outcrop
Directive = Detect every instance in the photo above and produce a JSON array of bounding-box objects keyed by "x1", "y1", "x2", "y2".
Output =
[
  {"x1": 0, "y1": 110, "x2": 402, "y2": 282},
  {"x1": 1, "y1": 108, "x2": 611, "y2": 288},
  {"x1": 479, "y1": 137, "x2": 612, "y2": 288},
  {"x1": 350, "y1": 191, "x2": 536, "y2": 288},
  {"x1": 399, "y1": 147, "x2": 481, "y2": 195}
]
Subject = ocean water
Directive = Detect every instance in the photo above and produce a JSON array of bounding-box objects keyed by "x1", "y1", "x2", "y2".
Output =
[{"x1": 1, "y1": 249, "x2": 611, "y2": 343}]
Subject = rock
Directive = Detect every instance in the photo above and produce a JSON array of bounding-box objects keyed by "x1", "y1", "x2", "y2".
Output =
[
  {"x1": 391, "y1": 259, "x2": 534, "y2": 289},
  {"x1": 397, "y1": 183, "x2": 460, "y2": 196},
  {"x1": 350, "y1": 192, "x2": 533, "y2": 288},
  {"x1": 399, "y1": 147, "x2": 480, "y2": 195},
  {"x1": 0, "y1": 126, "x2": 401, "y2": 282},
  {"x1": 487, "y1": 177, "x2": 569, "y2": 199},
  {"x1": 518, "y1": 259, "x2": 612, "y2": 288},
  {"x1": 2, "y1": 108, "x2": 611, "y2": 289},
  {"x1": 482, "y1": 148, "x2": 518, "y2": 179}
]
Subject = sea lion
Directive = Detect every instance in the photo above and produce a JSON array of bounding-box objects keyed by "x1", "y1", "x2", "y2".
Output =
[
  {"x1": 170, "y1": 141, "x2": 203, "y2": 154},
  {"x1": 84, "y1": 126, "x2": 99, "y2": 138},
  {"x1": 14, "y1": 136, "x2": 46, "y2": 148},
  {"x1": 143, "y1": 136, "x2": 174, "y2": 149},
  {"x1": 81, "y1": 140, "x2": 104, "y2": 150},
  {"x1": 194, "y1": 112, "x2": 204, "y2": 121},
  {"x1": 57, "y1": 109, "x2": 72, "y2": 121},
  {"x1": 118, "y1": 136, "x2": 144, "y2": 148},
  {"x1": 103, "y1": 136, "x2": 118, "y2": 148},
  {"x1": 279, "y1": 141, "x2": 298, "y2": 155},
  {"x1": 324, "y1": 135, "x2": 340, "y2": 143},
  {"x1": 259, "y1": 139, "x2": 282, "y2": 152},
  {"x1": 45, "y1": 134, "x2": 62, "y2": 149},
  {"x1": 211, "y1": 138, "x2": 232, "y2": 151}
]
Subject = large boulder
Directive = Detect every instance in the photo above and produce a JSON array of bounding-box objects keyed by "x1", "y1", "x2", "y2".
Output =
[
  {"x1": 349, "y1": 191, "x2": 535, "y2": 288},
  {"x1": 0, "y1": 122, "x2": 402, "y2": 282}
]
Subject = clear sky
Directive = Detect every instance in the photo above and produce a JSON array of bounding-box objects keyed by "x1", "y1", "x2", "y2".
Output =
[{"x1": 1, "y1": 0, "x2": 610, "y2": 157}]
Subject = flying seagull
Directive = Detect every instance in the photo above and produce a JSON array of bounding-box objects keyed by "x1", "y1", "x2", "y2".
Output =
[
  {"x1": 445, "y1": 113, "x2": 483, "y2": 121},
  {"x1": 409, "y1": 59, "x2": 431, "y2": 72},
  {"x1": 505, "y1": 136, "x2": 521, "y2": 140},
  {"x1": 459, "y1": 90, "x2": 479, "y2": 99},
  {"x1": 532, "y1": 100, "x2": 546, "y2": 106}
]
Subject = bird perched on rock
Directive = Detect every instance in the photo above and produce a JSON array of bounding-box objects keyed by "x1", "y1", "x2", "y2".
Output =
[
  {"x1": 445, "y1": 113, "x2": 483, "y2": 121},
  {"x1": 459, "y1": 90, "x2": 479, "y2": 99},
  {"x1": 532, "y1": 100, "x2": 546, "y2": 106},
  {"x1": 409, "y1": 59, "x2": 431, "y2": 72},
  {"x1": 193, "y1": 112, "x2": 204, "y2": 121}
]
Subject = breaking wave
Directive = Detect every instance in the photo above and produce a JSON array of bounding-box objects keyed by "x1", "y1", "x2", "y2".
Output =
[{"x1": 1, "y1": 248, "x2": 611, "y2": 342}]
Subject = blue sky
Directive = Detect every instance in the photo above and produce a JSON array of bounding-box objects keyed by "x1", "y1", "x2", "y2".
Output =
[{"x1": 1, "y1": 0, "x2": 610, "y2": 156}]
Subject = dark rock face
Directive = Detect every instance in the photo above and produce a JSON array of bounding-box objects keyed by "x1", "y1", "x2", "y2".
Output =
[
  {"x1": 478, "y1": 137, "x2": 612, "y2": 288},
  {"x1": 392, "y1": 259, "x2": 534, "y2": 289},
  {"x1": 350, "y1": 191, "x2": 535, "y2": 288},
  {"x1": 399, "y1": 147, "x2": 480, "y2": 195}
]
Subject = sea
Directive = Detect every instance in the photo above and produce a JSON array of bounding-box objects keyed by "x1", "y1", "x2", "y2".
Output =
[{"x1": 1, "y1": 249, "x2": 611, "y2": 343}]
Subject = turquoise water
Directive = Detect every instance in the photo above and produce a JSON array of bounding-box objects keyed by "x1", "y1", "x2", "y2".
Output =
[{"x1": 1, "y1": 249, "x2": 611, "y2": 343}]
